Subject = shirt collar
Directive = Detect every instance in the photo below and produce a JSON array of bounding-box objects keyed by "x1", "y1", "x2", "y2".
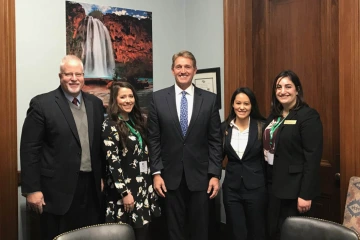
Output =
[
  {"x1": 230, "y1": 117, "x2": 250, "y2": 133},
  {"x1": 62, "y1": 88, "x2": 82, "y2": 105},
  {"x1": 175, "y1": 83, "x2": 194, "y2": 96}
]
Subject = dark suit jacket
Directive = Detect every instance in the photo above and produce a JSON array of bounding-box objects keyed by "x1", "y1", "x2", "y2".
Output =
[
  {"x1": 266, "y1": 105, "x2": 323, "y2": 200},
  {"x1": 222, "y1": 119, "x2": 266, "y2": 190},
  {"x1": 148, "y1": 85, "x2": 223, "y2": 191},
  {"x1": 20, "y1": 86, "x2": 104, "y2": 215}
]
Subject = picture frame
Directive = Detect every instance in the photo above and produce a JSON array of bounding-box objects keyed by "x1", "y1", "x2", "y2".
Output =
[{"x1": 192, "y1": 67, "x2": 221, "y2": 109}]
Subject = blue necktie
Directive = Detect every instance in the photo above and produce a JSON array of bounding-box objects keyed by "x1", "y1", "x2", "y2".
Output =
[{"x1": 180, "y1": 91, "x2": 188, "y2": 136}]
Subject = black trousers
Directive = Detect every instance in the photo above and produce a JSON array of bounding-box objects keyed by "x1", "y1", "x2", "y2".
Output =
[
  {"x1": 164, "y1": 173, "x2": 209, "y2": 240},
  {"x1": 267, "y1": 192, "x2": 311, "y2": 240},
  {"x1": 40, "y1": 172, "x2": 100, "y2": 240},
  {"x1": 223, "y1": 182, "x2": 267, "y2": 240},
  {"x1": 134, "y1": 224, "x2": 150, "y2": 240}
]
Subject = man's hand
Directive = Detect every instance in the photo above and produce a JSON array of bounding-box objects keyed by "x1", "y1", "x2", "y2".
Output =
[
  {"x1": 207, "y1": 177, "x2": 220, "y2": 199},
  {"x1": 153, "y1": 174, "x2": 167, "y2": 197},
  {"x1": 26, "y1": 191, "x2": 46, "y2": 214},
  {"x1": 297, "y1": 197, "x2": 312, "y2": 213}
]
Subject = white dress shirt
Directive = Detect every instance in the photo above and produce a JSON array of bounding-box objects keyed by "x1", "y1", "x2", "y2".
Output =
[
  {"x1": 175, "y1": 83, "x2": 194, "y2": 124},
  {"x1": 229, "y1": 118, "x2": 250, "y2": 159}
]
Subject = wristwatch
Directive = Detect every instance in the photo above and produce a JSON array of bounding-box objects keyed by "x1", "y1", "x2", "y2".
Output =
[{"x1": 121, "y1": 190, "x2": 129, "y2": 198}]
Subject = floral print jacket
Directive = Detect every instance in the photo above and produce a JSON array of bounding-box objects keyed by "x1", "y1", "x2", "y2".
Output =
[{"x1": 102, "y1": 118, "x2": 161, "y2": 228}]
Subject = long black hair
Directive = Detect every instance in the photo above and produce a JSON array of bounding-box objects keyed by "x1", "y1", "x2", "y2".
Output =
[
  {"x1": 225, "y1": 87, "x2": 265, "y2": 126},
  {"x1": 107, "y1": 81, "x2": 148, "y2": 148},
  {"x1": 270, "y1": 70, "x2": 308, "y2": 116}
]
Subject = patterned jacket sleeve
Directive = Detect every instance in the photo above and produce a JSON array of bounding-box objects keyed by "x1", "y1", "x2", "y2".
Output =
[{"x1": 102, "y1": 119, "x2": 128, "y2": 194}]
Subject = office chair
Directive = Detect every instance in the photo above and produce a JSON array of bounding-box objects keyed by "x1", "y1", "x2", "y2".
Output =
[
  {"x1": 53, "y1": 223, "x2": 135, "y2": 240},
  {"x1": 280, "y1": 216, "x2": 360, "y2": 240}
]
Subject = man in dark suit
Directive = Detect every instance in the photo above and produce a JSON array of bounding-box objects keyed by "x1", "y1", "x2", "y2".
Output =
[
  {"x1": 20, "y1": 55, "x2": 104, "y2": 240},
  {"x1": 148, "y1": 50, "x2": 223, "y2": 240}
]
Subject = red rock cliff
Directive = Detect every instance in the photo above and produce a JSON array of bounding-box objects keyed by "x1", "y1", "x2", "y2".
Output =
[{"x1": 103, "y1": 14, "x2": 152, "y2": 64}]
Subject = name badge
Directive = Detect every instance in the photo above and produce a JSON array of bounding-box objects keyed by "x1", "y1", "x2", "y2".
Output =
[
  {"x1": 284, "y1": 120, "x2": 297, "y2": 125},
  {"x1": 139, "y1": 161, "x2": 148, "y2": 173}
]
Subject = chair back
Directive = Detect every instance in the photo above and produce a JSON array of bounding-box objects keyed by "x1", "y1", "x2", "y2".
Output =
[
  {"x1": 53, "y1": 223, "x2": 135, "y2": 240},
  {"x1": 344, "y1": 176, "x2": 360, "y2": 234},
  {"x1": 280, "y1": 216, "x2": 359, "y2": 240}
]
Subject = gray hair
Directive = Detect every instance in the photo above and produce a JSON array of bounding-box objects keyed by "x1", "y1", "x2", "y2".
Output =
[{"x1": 59, "y1": 55, "x2": 83, "y2": 72}]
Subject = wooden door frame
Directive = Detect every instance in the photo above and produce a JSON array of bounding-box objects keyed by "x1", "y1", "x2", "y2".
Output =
[
  {"x1": 339, "y1": 0, "x2": 360, "y2": 214},
  {"x1": 224, "y1": 0, "x2": 357, "y2": 220},
  {"x1": 0, "y1": 0, "x2": 18, "y2": 238}
]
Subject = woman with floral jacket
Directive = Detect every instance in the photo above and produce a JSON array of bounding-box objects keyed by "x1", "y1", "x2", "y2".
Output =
[{"x1": 102, "y1": 81, "x2": 160, "y2": 240}]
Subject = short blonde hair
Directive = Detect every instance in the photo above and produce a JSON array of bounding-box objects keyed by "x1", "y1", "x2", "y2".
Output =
[{"x1": 171, "y1": 50, "x2": 197, "y2": 69}]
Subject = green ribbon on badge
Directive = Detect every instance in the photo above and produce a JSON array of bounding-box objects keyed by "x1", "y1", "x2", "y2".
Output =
[{"x1": 118, "y1": 114, "x2": 143, "y2": 151}]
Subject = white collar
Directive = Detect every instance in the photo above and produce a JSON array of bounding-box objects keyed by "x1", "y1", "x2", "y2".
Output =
[
  {"x1": 230, "y1": 117, "x2": 250, "y2": 133},
  {"x1": 175, "y1": 83, "x2": 194, "y2": 96}
]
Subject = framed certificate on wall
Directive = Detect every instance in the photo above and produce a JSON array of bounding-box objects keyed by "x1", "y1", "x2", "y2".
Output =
[{"x1": 192, "y1": 67, "x2": 221, "y2": 109}]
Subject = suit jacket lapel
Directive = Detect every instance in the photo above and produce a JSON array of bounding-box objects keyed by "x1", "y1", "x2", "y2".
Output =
[
  {"x1": 54, "y1": 87, "x2": 80, "y2": 144},
  {"x1": 83, "y1": 92, "x2": 94, "y2": 149},
  {"x1": 241, "y1": 119, "x2": 257, "y2": 160},
  {"x1": 274, "y1": 110, "x2": 297, "y2": 151},
  {"x1": 225, "y1": 119, "x2": 257, "y2": 161},
  {"x1": 186, "y1": 87, "x2": 203, "y2": 138},
  {"x1": 166, "y1": 86, "x2": 183, "y2": 138},
  {"x1": 224, "y1": 127, "x2": 241, "y2": 161}
]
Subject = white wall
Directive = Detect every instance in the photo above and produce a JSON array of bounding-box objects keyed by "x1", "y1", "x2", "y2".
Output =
[
  {"x1": 16, "y1": 0, "x2": 224, "y2": 238},
  {"x1": 185, "y1": 0, "x2": 225, "y2": 120}
]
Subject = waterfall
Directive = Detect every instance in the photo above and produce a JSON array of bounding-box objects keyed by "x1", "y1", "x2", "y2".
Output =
[{"x1": 83, "y1": 16, "x2": 115, "y2": 78}]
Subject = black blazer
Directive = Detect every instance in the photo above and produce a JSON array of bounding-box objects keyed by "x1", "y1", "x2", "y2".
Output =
[
  {"x1": 147, "y1": 85, "x2": 223, "y2": 191},
  {"x1": 266, "y1": 105, "x2": 323, "y2": 200},
  {"x1": 222, "y1": 119, "x2": 266, "y2": 190},
  {"x1": 20, "y1": 86, "x2": 104, "y2": 215}
]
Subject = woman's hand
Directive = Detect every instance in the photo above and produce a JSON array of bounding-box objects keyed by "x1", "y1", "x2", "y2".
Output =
[
  {"x1": 297, "y1": 197, "x2": 312, "y2": 213},
  {"x1": 123, "y1": 192, "x2": 135, "y2": 212}
]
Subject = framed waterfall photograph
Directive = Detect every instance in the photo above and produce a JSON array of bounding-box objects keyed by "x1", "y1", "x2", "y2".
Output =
[
  {"x1": 65, "y1": 1, "x2": 153, "y2": 113},
  {"x1": 192, "y1": 67, "x2": 221, "y2": 109}
]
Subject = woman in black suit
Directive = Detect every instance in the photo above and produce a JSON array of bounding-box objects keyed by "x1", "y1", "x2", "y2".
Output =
[
  {"x1": 263, "y1": 70, "x2": 323, "y2": 240},
  {"x1": 222, "y1": 87, "x2": 267, "y2": 240}
]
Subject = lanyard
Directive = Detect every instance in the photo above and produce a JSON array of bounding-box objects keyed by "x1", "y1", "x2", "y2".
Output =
[
  {"x1": 269, "y1": 115, "x2": 287, "y2": 145},
  {"x1": 118, "y1": 115, "x2": 143, "y2": 150}
]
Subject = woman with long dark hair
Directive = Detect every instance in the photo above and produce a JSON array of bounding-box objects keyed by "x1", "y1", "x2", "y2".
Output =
[
  {"x1": 222, "y1": 87, "x2": 267, "y2": 240},
  {"x1": 263, "y1": 70, "x2": 323, "y2": 239},
  {"x1": 102, "y1": 81, "x2": 160, "y2": 240}
]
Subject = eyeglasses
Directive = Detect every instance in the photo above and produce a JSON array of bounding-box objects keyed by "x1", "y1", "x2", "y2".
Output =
[{"x1": 61, "y1": 72, "x2": 84, "y2": 78}]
